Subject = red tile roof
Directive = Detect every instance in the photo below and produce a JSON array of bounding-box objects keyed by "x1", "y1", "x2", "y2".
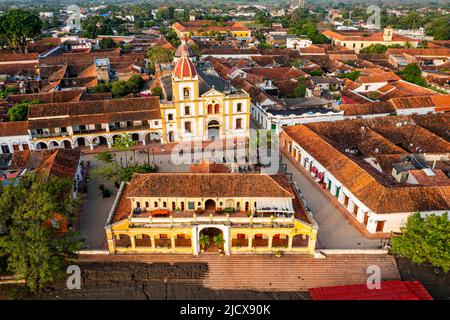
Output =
[
  {"x1": 283, "y1": 121, "x2": 450, "y2": 214},
  {"x1": 35, "y1": 149, "x2": 81, "y2": 179},
  {"x1": 126, "y1": 173, "x2": 295, "y2": 198},
  {"x1": 309, "y1": 280, "x2": 433, "y2": 300},
  {"x1": 0, "y1": 121, "x2": 29, "y2": 137}
]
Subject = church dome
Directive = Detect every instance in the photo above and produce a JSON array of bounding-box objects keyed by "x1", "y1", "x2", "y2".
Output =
[{"x1": 173, "y1": 56, "x2": 197, "y2": 78}]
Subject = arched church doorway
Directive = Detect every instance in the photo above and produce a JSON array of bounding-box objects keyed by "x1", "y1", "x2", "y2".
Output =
[{"x1": 207, "y1": 120, "x2": 220, "y2": 141}]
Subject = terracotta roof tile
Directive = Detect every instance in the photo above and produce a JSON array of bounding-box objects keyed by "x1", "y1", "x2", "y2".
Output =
[
  {"x1": 126, "y1": 173, "x2": 295, "y2": 198},
  {"x1": 284, "y1": 123, "x2": 450, "y2": 214},
  {"x1": 0, "y1": 121, "x2": 29, "y2": 137}
]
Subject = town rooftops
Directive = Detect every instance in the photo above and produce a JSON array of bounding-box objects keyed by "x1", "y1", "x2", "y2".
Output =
[
  {"x1": 35, "y1": 149, "x2": 81, "y2": 179},
  {"x1": 126, "y1": 173, "x2": 295, "y2": 198},
  {"x1": 26, "y1": 96, "x2": 161, "y2": 129},
  {"x1": 389, "y1": 95, "x2": 450, "y2": 111},
  {"x1": 283, "y1": 116, "x2": 450, "y2": 214},
  {"x1": 322, "y1": 30, "x2": 417, "y2": 42},
  {"x1": 173, "y1": 21, "x2": 250, "y2": 33},
  {"x1": 0, "y1": 121, "x2": 29, "y2": 137}
]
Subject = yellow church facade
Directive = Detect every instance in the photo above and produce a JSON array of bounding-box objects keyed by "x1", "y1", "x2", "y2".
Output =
[{"x1": 157, "y1": 45, "x2": 251, "y2": 143}]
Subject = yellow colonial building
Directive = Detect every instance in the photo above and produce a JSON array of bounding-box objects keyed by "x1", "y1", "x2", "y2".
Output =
[
  {"x1": 105, "y1": 173, "x2": 318, "y2": 255},
  {"x1": 172, "y1": 21, "x2": 251, "y2": 38},
  {"x1": 157, "y1": 42, "x2": 251, "y2": 143},
  {"x1": 323, "y1": 27, "x2": 418, "y2": 53}
]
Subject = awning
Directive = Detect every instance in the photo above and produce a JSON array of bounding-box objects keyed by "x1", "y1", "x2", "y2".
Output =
[
  {"x1": 256, "y1": 198, "x2": 294, "y2": 214},
  {"x1": 311, "y1": 166, "x2": 318, "y2": 174}
]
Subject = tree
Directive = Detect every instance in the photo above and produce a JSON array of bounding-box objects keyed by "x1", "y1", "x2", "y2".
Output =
[
  {"x1": 95, "y1": 151, "x2": 114, "y2": 164},
  {"x1": 99, "y1": 37, "x2": 117, "y2": 49},
  {"x1": 360, "y1": 44, "x2": 389, "y2": 54},
  {"x1": 426, "y1": 17, "x2": 450, "y2": 40},
  {"x1": 126, "y1": 75, "x2": 145, "y2": 94},
  {"x1": 0, "y1": 174, "x2": 82, "y2": 292},
  {"x1": 8, "y1": 99, "x2": 41, "y2": 122},
  {"x1": 90, "y1": 80, "x2": 112, "y2": 93},
  {"x1": 392, "y1": 212, "x2": 450, "y2": 273},
  {"x1": 293, "y1": 77, "x2": 308, "y2": 98},
  {"x1": 338, "y1": 70, "x2": 361, "y2": 81},
  {"x1": 112, "y1": 133, "x2": 136, "y2": 167},
  {"x1": 81, "y1": 16, "x2": 113, "y2": 39},
  {"x1": 111, "y1": 76, "x2": 145, "y2": 98},
  {"x1": 398, "y1": 63, "x2": 427, "y2": 87},
  {"x1": 0, "y1": 9, "x2": 42, "y2": 53},
  {"x1": 151, "y1": 86, "x2": 163, "y2": 98},
  {"x1": 0, "y1": 86, "x2": 18, "y2": 99},
  {"x1": 147, "y1": 46, "x2": 175, "y2": 73}
]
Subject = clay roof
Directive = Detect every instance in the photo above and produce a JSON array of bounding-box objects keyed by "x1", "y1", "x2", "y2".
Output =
[
  {"x1": 0, "y1": 53, "x2": 38, "y2": 62},
  {"x1": 359, "y1": 73, "x2": 401, "y2": 83},
  {"x1": 126, "y1": 173, "x2": 295, "y2": 198},
  {"x1": 339, "y1": 101, "x2": 396, "y2": 116},
  {"x1": 284, "y1": 124, "x2": 450, "y2": 213},
  {"x1": 0, "y1": 121, "x2": 29, "y2": 137},
  {"x1": 323, "y1": 30, "x2": 417, "y2": 42},
  {"x1": 36, "y1": 149, "x2": 81, "y2": 179},
  {"x1": 7, "y1": 90, "x2": 83, "y2": 105},
  {"x1": 27, "y1": 97, "x2": 160, "y2": 129},
  {"x1": 385, "y1": 48, "x2": 450, "y2": 57},
  {"x1": 173, "y1": 21, "x2": 250, "y2": 33},
  {"x1": 190, "y1": 161, "x2": 229, "y2": 173},
  {"x1": 243, "y1": 67, "x2": 308, "y2": 81},
  {"x1": 389, "y1": 95, "x2": 450, "y2": 110},
  {"x1": 173, "y1": 56, "x2": 197, "y2": 78}
]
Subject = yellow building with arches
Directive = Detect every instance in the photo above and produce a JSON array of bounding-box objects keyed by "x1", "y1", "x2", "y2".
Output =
[{"x1": 105, "y1": 173, "x2": 318, "y2": 255}]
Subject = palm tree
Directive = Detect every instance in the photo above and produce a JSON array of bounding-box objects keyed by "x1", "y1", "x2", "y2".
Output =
[{"x1": 199, "y1": 234, "x2": 209, "y2": 250}]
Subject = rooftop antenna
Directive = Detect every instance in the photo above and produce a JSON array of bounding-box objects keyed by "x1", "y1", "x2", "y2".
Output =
[{"x1": 348, "y1": 11, "x2": 352, "y2": 27}]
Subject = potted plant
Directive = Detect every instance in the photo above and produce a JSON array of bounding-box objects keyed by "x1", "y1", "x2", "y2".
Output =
[
  {"x1": 199, "y1": 234, "x2": 209, "y2": 252},
  {"x1": 213, "y1": 234, "x2": 225, "y2": 252},
  {"x1": 275, "y1": 251, "x2": 282, "y2": 258}
]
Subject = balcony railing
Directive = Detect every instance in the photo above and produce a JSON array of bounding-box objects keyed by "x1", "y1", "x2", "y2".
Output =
[
  {"x1": 109, "y1": 124, "x2": 150, "y2": 132},
  {"x1": 32, "y1": 132, "x2": 70, "y2": 139},
  {"x1": 129, "y1": 215, "x2": 295, "y2": 226}
]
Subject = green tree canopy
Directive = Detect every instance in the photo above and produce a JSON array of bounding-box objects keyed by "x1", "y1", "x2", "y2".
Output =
[
  {"x1": 8, "y1": 99, "x2": 41, "y2": 122},
  {"x1": 147, "y1": 46, "x2": 175, "y2": 73},
  {"x1": 0, "y1": 174, "x2": 82, "y2": 292},
  {"x1": 293, "y1": 80, "x2": 307, "y2": 98},
  {"x1": 151, "y1": 86, "x2": 163, "y2": 98},
  {"x1": 0, "y1": 86, "x2": 18, "y2": 99},
  {"x1": 0, "y1": 9, "x2": 42, "y2": 53},
  {"x1": 99, "y1": 37, "x2": 117, "y2": 49},
  {"x1": 392, "y1": 212, "x2": 450, "y2": 273},
  {"x1": 338, "y1": 70, "x2": 361, "y2": 81},
  {"x1": 398, "y1": 63, "x2": 427, "y2": 87}
]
